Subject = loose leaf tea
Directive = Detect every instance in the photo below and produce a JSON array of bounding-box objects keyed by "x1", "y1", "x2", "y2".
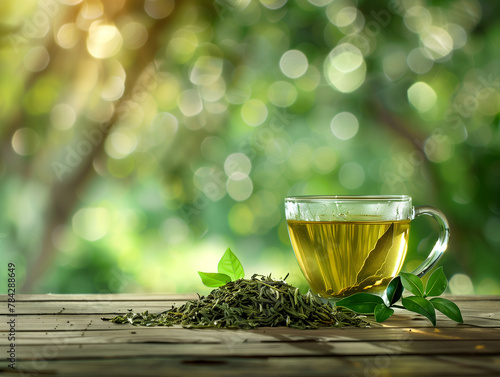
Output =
[
  {"x1": 104, "y1": 248, "x2": 463, "y2": 329},
  {"x1": 103, "y1": 274, "x2": 370, "y2": 329}
]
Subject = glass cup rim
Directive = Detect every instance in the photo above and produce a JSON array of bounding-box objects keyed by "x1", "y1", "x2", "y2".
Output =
[{"x1": 284, "y1": 195, "x2": 411, "y2": 203}]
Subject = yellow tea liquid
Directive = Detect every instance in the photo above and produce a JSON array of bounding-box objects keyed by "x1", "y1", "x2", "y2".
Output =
[{"x1": 287, "y1": 220, "x2": 410, "y2": 298}]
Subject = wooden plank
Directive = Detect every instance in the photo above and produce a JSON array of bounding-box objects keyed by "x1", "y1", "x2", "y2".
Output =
[
  {"x1": 1, "y1": 355, "x2": 499, "y2": 377},
  {"x1": 0, "y1": 314, "x2": 476, "y2": 332},
  {"x1": 2, "y1": 310, "x2": 499, "y2": 333},
  {"x1": 0, "y1": 301, "x2": 189, "y2": 315},
  {"x1": 0, "y1": 293, "x2": 198, "y2": 302},
  {"x1": 1, "y1": 294, "x2": 499, "y2": 377},
  {"x1": 3, "y1": 338, "x2": 500, "y2": 360},
  {"x1": 0, "y1": 315, "x2": 484, "y2": 334},
  {"x1": 4, "y1": 299, "x2": 499, "y2": 326},
  {"x1": 7, "y1": 340, "x2": 388, "y2": 359},
  {"x1": 441, "y1": 295, "x2": 500, "y2": 302},
  {"x1": 3, "y1": 327, "x2": 500, "y2": 348}
]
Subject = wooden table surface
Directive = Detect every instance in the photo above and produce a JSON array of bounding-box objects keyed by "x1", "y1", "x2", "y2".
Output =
[{"x1": 1, "y1": 294, "x2": 499, "y2": 376}]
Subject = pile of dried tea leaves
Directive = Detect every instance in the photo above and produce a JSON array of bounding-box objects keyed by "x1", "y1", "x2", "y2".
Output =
[{"x1": 103, "y1": 274, "x2": 369, "y2": 329}]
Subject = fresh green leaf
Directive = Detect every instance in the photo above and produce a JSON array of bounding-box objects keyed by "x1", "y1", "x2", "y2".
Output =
[
  {"x1": 402, "y1": 296, "x2": 436, "y2": 326},
  {"x1": 386, "y1": 276, "x2": 404, "y2": 305},
  {"x1": 374, "y1": 303, "x2": 394, "y2": 322},
  {"x1": 400, "y1": 272, "x2": 424, "y2": 297},
  {"x1": 429, "y1": 297, "x2": 464, "y2": 323},
  {"x1": 336, "y1": 293, "x2": 384, "y2": 314},
  {"x1": 217, "y1": 248, "x2": 245, "y2": 281},
  {"x1": 356, "y1": 224, "x2": 394, "y2": 281},
  {"x1": 424, "y1": 267, "x2": 447, "y2": 297},
  {"x1": 198, "y1": 272, "x2": 231, "y2": 287}
]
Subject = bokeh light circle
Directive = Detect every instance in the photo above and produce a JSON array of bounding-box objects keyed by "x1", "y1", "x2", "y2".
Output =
[
  {"x1": 407, "y1": 48, "x2": 434, "y2": 74},
  {"x1": 312, "y1": 147, "x2": 337, "y2": 173},
  {"x1": 420, "y1": 26, "x2": 453, "y2": 60},
  {"x1": 87, "y1": 22, "x2": 123, "y2": 59},
  {"x1": 56, "y1": 23, "x2": 80, "y2": 49},
  {"x1": 23, "y1": 46, "x2": 50, "y2": 72},
  {"x1": 279, "y1": 50, "x2": 308, "y2": 78},
  {"x1": 330, "y1": 112, "x2": 359, "y2": 140},
  {"x1": 449, "y1": 273, "x2": 474, "y2": 295},
  {"x1": 121, "y1": 22, "x2": 148, "y2": 49},
  {"x1": 11, "y1": 128, "x2": 40, "y2": 156},
  {"x1": 225, "y1": 153, "x2": 252, "y2": 180},
  {"x1": 72, "y1": 207, "x2": 109, "y2": 241},
  {"x1": 324, "y1": 43, "x2": 366, "y2": 93},
  {"x1": 144, "y1": 0, "x2": 174, "y2": 19},
  {"x1": 51, "y1": 104, "x2": 77, "y2": 130},
  {"x1": 338, "y1": 162, "x2": 365, "y2": 189},
  {"x1": 177, "y1": 89, "x2": 203, "y2": 117},
  {"x1": 227, "y1": 176, "x2": 253, "y2": 201},
  {"x1": 260, "y1": 0, "x2": 287, "y2": 10},
  {"x1": 267, "y1": 81, "x2": 297, "y2": 107},
  {"x1": 404, "y1": 6, "x2": 432, "y2": 33},
  {"x1": 241, "y1": 99, "x2": 268, "y2": 126},
  {"x1": 407, "y1": 82, "x2": 437, "y2": 112}
]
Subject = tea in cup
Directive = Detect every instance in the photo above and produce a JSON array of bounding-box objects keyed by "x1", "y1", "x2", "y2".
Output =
[{"x1": 285, "y1": 196, "x2": 449, "y2": 298}]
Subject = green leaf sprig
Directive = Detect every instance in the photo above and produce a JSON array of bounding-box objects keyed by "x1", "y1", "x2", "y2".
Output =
[
  {"x1": 336, "y1": 267, "x2": 464, "y2": 326},
  {"x1": 198, "y1": 248, "x2": 245, "y2": 287}
]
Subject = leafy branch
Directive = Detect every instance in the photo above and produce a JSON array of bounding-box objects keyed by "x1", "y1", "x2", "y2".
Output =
[{"x1": 336, "y1": 267, "x2": 464, "y2": 326}]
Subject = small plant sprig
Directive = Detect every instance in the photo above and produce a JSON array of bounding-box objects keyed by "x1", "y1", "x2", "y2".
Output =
[
  {"x1": 198, "y1": 248, "x2": 245, "y2": 287},
  {"x1": 336, "y1": 267, "x2": 464, "y2": 326}
]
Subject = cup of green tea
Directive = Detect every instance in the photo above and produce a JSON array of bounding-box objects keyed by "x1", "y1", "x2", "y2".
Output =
[{"x1": 285, "y1": 195, "x2": 449, "y2": 299}]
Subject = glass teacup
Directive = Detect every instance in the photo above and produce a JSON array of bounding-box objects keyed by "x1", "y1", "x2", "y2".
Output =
[{"x1": 285, "y1": 195, "x2": 449, "y2": 299}]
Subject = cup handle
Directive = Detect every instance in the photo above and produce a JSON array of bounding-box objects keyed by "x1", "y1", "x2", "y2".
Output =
[{"x1": 410, "y1": 206, "x2": 450, "y2": 277}]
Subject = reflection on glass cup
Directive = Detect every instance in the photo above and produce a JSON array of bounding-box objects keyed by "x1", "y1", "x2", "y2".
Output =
[{"x1": 285, "y1": 196, "x2": 449, "y2": 299}]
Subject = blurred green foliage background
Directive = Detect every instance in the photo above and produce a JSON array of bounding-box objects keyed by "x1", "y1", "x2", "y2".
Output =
[{"x1": 1, "y1": 0, "x2": 499, "y2": 295}]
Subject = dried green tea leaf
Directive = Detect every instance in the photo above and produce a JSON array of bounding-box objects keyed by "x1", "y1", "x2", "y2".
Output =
[
  {"x1": 356, "y1": 224, "x2": 394, "y2": 282},
  {"x1": 103, "y1": 275, "x2": 370, "y2": 329}
]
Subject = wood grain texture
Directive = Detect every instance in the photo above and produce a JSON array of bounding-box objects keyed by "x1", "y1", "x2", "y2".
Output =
[{"x1": 0, "y1": 294, "x2": 499, "y2": 376}]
